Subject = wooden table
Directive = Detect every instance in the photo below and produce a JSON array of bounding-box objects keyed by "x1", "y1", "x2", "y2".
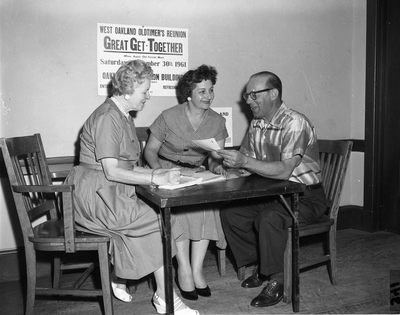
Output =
[{"x1": 136, "y1": 175, "x2": 305, "y2": 314}]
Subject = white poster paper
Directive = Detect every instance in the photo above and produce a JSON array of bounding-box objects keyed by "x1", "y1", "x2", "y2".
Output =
[
  {"x1": 213, "y1": 107, "x2": 233, "y2": 147},
  {"x1": 97, "y1": 23, "x2": 188, "y2": 96}
]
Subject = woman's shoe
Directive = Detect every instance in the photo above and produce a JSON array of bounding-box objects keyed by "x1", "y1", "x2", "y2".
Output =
[
  {"x1": 175, "y1": 275, "x2": 198, "y2": 300},
  {"x1": 111, "y1": 281, "x2": 132, "y2": 303},
  {"x1": 152, "y1": 292, "x2": 200, "y2": 315},
  {"x1": 196, "y1": 286, "x2": 211, "y2": 297}
]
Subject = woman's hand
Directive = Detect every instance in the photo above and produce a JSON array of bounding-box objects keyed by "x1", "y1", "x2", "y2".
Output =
[
  {"x1": 237, "y1": 168, "x2": 252, "y2": 177},
  {"x1": 211, "y1": 164, "x2": 228, "y2": 176},
  {"x1": 152, "y1": 167, "x2": 181, "y2": 186}
]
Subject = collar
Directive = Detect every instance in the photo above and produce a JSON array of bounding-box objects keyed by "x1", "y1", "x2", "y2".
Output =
[
  {"x1": 252, "y1": 102, "x2": 287, "y2": 130},
  {"x1": 111, "y1": 96, "x2": 129, "y2": 118}
]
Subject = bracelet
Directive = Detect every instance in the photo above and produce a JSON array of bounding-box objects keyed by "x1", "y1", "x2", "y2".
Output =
[{"x1": 150, "y1": 169, "x2": 157, "y2": 188}]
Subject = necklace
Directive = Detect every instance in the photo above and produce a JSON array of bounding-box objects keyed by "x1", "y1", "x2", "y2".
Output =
[{"x1": 111, "y1": 96, "x2": 129, "y2": 118}]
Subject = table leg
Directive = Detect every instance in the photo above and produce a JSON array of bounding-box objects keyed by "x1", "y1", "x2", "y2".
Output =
[
  {"x1": 163, "y1": 206, "x2": 174, "y2": 315},
  {"x1": 292, "y1": 193, "x2": 300, "y2": 312}
]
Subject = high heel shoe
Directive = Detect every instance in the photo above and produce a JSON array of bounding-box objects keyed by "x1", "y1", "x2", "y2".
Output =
[
  {"x1": 175, "y1": 275, "x2": 198, "y2": 300},
  {"x1": 152, "y1": 292, "x2": 200, "y2": 315},
  {"x1": 195, "y1": 286, "x2": 211, "y2": 297},
  {"x1": 111, "y1": 281, "x2": 132, "y2": 302}
]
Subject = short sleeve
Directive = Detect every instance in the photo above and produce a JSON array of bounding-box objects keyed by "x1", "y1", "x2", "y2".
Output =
[
  {"x1": 213, "y1": 115, "x2": 228, "y2": 142},
  {"x1": 94, "y1": 111, "x2": 122, "y2": 160},
  {"x1": 149, "y1": 114, "x2": 167, "y2": 143}
]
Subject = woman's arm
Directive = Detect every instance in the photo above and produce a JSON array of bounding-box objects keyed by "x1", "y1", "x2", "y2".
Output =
[
  {"x1": 100, "y1": 157, "x2": 180, "y2": 186},
  {"x1": 144, "y1": 133, "x2": 163, "y2": 169},
  {"x1": 208, "y1": 139, "x2": 227, "y2": 175}
]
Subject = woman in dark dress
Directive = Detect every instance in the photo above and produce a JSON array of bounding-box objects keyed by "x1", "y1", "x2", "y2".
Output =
[{"x1": 65, "y1": 60, "x2": 199, "y2": 315}]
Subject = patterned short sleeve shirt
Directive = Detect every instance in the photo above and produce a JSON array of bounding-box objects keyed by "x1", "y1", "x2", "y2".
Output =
[{"x1": 239, "y1": 102, "x2": 322, "y2": 185}]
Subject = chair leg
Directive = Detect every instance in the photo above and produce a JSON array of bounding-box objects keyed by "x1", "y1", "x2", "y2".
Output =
[
  {"x1": 217, "y1": 248, "x2": 226, "y2": 276},
  {"x1": 328, "y1": 227, "x2": 338, "y2": 285},
  {"x1": 283, "y1": 229, "x2": 292, "y2": 304},
  {"x1": 98, "y1": 243, "x2": 113, "y2": 315},
  {"x1": 237, "y1": 266, "x2": 246, "y2": 281},
  {"x1": 25, "y1": 245, "x2": 36, "y2": 315},
  {"x1": 147, "y1": 273, "x2": 155, "y2": 290},
  {"x1": 53, "y1": 256, "x2": 62, "y2": 288}
]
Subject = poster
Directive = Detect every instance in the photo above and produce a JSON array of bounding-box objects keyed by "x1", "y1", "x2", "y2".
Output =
[
  {"x1": 97, "y1": 23, "x2": 188, "y2": 96},
  {"x1": 213, "y1": 107, "x2": 233, "y2": 147}
]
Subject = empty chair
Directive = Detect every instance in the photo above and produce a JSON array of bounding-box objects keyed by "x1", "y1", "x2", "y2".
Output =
[{"x1": 0, "y1": 134, "x2": 113, "y2": 315}]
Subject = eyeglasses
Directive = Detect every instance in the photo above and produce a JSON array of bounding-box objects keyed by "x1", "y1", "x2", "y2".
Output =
[{"x1": 243, "y1": 88, "x2": 273, "y2": 101}]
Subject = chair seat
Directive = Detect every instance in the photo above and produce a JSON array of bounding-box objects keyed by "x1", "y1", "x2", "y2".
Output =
[
  {"x1": 300, "y1": 215, "x2": 333, "y2": 229},
  {"x1": 286, "y1": 215, "x2": 334, "y2": 238},
  {"x1": 31, "y1": 219, "x2": 109, "y2": 244}
]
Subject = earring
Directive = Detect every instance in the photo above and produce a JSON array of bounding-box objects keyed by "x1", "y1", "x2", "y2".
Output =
[
  {"x1": 187, "y1": 97, "x2": 191, "y2": 101},
  {"x1": 124, "y1": 94, "x2": 130, "y2": 100}
]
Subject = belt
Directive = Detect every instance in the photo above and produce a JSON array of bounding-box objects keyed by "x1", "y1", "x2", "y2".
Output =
[
  {"x1": 80, "y1": 160, "x2": 133, "y2": 171},
  {"x1": 305, "y1": 182, "x2": 323, "y2": 191},
  {"x1": 159, "y1": 155, "x2": 198, "y2": 169},
  {"x1": 79, "y1": 162, "x2": 102, "y2": 171}
]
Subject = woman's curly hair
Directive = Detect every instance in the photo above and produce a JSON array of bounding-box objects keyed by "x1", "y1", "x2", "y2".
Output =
[
  {"x1": 111, "y1": 60, "x2": 154, "y2": 96},
  {"x1": 177, "y1": 64, "x2": 217, "y2": 104}
]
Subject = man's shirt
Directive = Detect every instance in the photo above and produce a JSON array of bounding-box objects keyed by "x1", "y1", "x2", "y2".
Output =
[{"x1": 240, "y1": 102, "x2": 322, "y2": 185}]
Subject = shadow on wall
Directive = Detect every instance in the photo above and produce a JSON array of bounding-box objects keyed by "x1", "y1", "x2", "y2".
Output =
[{"x1": 237, "y1": 85, "x2": 254, "y2": 126}]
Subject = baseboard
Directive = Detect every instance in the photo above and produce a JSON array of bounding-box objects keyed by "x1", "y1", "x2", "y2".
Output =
[
  {"x1": 0, "y1": 249, "x2": 100, "y2": 283},
  {"x1": 0, "y1": 205, "x2": 365, "y2": 283},
  {"x1": 337, "y1": 205, "x2": 365, "y2": 230},
  {"x1": 0, "y1": 249, "x2": 51, "y2": 283}
]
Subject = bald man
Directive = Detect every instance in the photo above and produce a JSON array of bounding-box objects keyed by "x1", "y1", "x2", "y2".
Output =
[{"x1": 218, "y1": 71, "x2": 327, "y2": 307}]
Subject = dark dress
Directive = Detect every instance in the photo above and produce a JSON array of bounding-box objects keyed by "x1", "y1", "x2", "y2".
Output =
[
  {"x1": 149, "y1": 104, "x2": 228, "y2": 248},
  {"x1": 65, "y1": 99, "x2": 182, "y2": 279}
]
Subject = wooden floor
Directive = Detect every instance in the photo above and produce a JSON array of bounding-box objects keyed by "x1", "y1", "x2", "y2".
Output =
[{"x1": 1, "y1": 229, "x2": 399, "y2": 314}]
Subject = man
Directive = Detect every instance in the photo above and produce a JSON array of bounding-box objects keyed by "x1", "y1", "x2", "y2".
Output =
[{"x1": 218, "y1": 71, "x2": 327, "y2": 307}]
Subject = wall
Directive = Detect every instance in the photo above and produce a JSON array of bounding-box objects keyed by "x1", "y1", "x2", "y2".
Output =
[{"x1": 0, "y1": 0, "x2": 366, "y2": 250}]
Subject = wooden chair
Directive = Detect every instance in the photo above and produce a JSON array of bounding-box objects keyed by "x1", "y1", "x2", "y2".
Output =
[
  {"x1": 0, "y1": 134, "x2": 113, "y2": 315},
  {"x1": 282, "y1": 139, "x2": 353, "y2": 311},
  {"x1": 226, "y1": 139, "x2": 352, "y2": 310}
]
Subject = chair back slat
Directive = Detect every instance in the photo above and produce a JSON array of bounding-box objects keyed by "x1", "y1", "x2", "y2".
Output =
[
  {"x1": 0, "y1": 134, "x2": 61, "y2": 241},
  {"x1": 317, "y1": 140, "x2": 352, "y2": 221},
  {"x1": 27, "y1": 200, "x2": 58, "y2": 222},
  {"x1": 135, "y1": 127, "x2": 150, "y2": 167}
]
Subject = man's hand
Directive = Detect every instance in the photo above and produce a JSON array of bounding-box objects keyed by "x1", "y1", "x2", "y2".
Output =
[{"x1": 217, "y1": 149, "x2": 248, "y2": 169}]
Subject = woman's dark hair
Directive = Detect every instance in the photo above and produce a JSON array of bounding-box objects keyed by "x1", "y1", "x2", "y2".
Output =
[
  {"x1": 111, "y1": 60, "x2": 153, "y2": 96},
  {"x1": 177, "y1": 64, "x2": 217, "y2": 104}
]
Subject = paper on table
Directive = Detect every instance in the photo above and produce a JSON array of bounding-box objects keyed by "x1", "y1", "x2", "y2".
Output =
[
  {"x1": 191, "y1": 170, "x2": 225, "y2": 183},
  {"x1": 158, "y1": 176, "x2": 203, "y2": 190},
  {"x1": 192, "y1": 138, "x2": 220, "y2": 151},
  {"x1": 189, "y1": 169, "x2": 242, "y2": 184}
]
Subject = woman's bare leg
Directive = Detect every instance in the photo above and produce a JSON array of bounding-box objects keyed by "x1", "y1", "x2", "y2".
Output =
[
  {"x1": 175, "y1": 239, "x2": 195, "y2": 290},
  {"x1": 191, "y1": 239, "x2": 209, "y2": 288}
]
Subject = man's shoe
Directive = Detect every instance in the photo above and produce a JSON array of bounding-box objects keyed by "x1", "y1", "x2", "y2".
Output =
[
  {"x1": 241, "y1": 265, "x2": 264, "y2": 288},
  {"x1": 250, "y1": 280, "x2": 283, "y2": 307}
]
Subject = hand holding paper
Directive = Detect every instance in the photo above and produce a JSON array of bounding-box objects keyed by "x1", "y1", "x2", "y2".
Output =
[
  {"x1": 192, "y1": 138, "x2": 221, "y2": 151},
  {"x1": 218, "y1": 149, "x2": 248, "y2": 169}
]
